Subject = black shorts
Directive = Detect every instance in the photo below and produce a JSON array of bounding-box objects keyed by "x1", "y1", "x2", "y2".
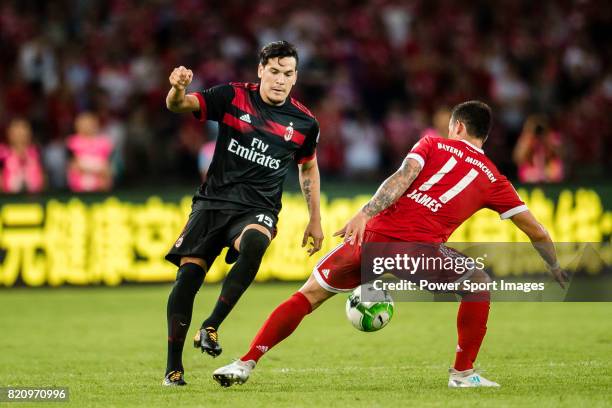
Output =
[{"x1": 165, "y1": 201, "x2": 278, "y2": 268}]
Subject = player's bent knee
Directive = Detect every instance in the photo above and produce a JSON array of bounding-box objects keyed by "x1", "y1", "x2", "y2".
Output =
[
  {"x1": 234, "y1": 224, "x2": 271, "y2": 250},
  {"x1": 174, "y1": 262, "x2": 206, "y2": 293},
  {"x1": 238, "y1": 228, "x2": 270, "y2": 259},
  {"x1": 179, "y1": 256, "x2": 207, "y2": 270},
  {"x1": 470, "y1": 268, "x2": 492, "y2": 285},
  {"x1": 300, "y1": 275, "x2": 336, "y2": 311},
  {"x1": 455, "y1": 268, "x2": 493, "y2": 300}
]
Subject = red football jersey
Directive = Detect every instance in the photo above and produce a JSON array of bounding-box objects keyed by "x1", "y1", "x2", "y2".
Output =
[{"x1": 367, "y1": 136, "x2": 527, "y2": 242}]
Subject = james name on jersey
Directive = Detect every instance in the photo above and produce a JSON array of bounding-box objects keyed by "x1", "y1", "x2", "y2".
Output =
[
  {"x1": 405, "y1": 139, "x2": 500, "y2": 213},
  {"x1": 369, "y1": 134, "x2": 525, "y2": 243}
]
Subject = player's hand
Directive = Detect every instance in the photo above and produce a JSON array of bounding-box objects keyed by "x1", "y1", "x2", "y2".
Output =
[
  {"x1": 334, "y1": 211, "x2": 369, "y2": 246},
  {"x1": 169, "y1": 66, "x2": 193, "y2": 91},
  {"x1": 550, "y1": 265, "x2": 568, "y2": 289},
  {"x1": 302, "y1": 219, "x2": 324, "y2": 256}
]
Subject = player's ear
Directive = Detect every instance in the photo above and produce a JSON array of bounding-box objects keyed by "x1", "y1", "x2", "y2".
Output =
[
  {"x1": 292, "y1": 70, "x2": 298, "y2": 85},
  {"x1": 456, "y1": 120, "x2": 465, "y2": 136},
  {"x1": 257, "y1": 63, "x2": 263, "y2": 79},
  {"x1": 448, "y1": 119, "x2": 458, "y2": 138}
]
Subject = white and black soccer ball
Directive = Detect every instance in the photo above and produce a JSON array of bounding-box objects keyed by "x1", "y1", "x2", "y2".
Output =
[{"x1": 345, "y1": 284, "x2": 394, "y2": 332}]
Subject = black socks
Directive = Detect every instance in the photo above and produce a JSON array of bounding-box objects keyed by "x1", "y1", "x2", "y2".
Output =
[
  {"x1": 201, "y1": 229, "x2": 270, "y2": 330},
  {"x1": 166, "y1": 262, "x2": 205, "y2": 374}
]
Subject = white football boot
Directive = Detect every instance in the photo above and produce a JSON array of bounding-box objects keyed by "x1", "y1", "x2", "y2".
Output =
[
  {"x1": 448, "y1": 368, "x2": 500, "y2": 388},
  {"x1": 212, "y1": 359, "x2": 256, "y2": 387}
]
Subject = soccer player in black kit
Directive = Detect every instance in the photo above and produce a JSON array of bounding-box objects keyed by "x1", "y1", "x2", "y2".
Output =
[{"x1": 162, "y1": 41, "x2": 324, "y2": 386}]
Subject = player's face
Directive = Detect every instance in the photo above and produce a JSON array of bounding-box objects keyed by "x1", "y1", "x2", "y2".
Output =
[{"x1": 258, "y1": 57, "x2": 298, "y2": 105}]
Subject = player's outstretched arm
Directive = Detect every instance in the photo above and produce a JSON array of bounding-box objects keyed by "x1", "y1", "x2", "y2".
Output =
[
  {"x1": 335, "y1": 156, "x2": 422, "y2": 245},
  {"x1": 299, "y1": 157, "x2": 324, "y2": 256},
  {"x1": 166, "y1": 66, "x2": 200, "y2": 113},
  {"x1": 510, "y1": 210, "x2": 568, "y2": 288}
]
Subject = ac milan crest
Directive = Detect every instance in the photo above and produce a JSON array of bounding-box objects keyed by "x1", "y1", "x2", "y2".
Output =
[
  {"x1": 175, "y1": 235, "x2": 184, "y2": 248},
  {"x1": 284, "y1": 122, "x2": 294, "y2": 141}
]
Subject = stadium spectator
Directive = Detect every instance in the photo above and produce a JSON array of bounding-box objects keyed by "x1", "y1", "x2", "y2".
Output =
[
  {"x1": 313, "y1": 96, "x2": 344, "y2": 176},
  {"x1": 0, "y1": 1, "x2": 609, "y2": 186},
  {"x1": 123, "y1": 105, "x2": 154, "y2": 182},
  {"x1": 513, "y1": 115, "x2": 564, "y2": 183},
  {"x1": 18, "y1": 36, "x2": 59, "y2": 95},
  {"x1": 383, "y1": 103, "x2": 424, "y2": 169},
  {"x1": 341, "y1": 110, "x2": 382, "y2": 179},
  {"x1": 66, "y1": 112, "x2": 114, "y2": 192},
  {"x1": 0, "y1": 118, "x2": 44, "y2": 193},
  {"x1": 491, "y1": 65, "x2": 529, "y2": 133},
  {"x1": 42, "y1": 136, "x2": 68, "y2": 190},
  {"x1": 421, "y1": 106, "x2": 451, "y2": 139}
]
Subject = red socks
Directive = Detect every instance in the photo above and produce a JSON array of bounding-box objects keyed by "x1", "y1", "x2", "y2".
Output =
[
  {"x1": 453, "y1": 291, "x2": 490, "y2": 371},
  {"x1": 240, "y1": 290, "x2": 489, "y2": 369},
  {"x1": 241, "y1": 292, "x2": 312, "y2": 363}
]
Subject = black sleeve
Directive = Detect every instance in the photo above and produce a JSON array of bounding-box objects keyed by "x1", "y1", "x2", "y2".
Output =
[
  {"x1": 189, "y1": 84, "x2": 235, "y2": 122},
  {"x1": 295, "y1": 120, "x2": 320, "y2": 164}
]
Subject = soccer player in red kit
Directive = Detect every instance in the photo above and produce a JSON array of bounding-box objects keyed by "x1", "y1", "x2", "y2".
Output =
[{"x1": 213, "y1": 101, "x2": 567, "y2": 388}]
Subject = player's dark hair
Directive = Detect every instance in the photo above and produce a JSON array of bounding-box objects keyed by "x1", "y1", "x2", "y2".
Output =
[
  {"x1": 450, "y1": 101, "x2": 493, "y2": 141},
  {"x1": 259, "y1": 41, "x2": 299, "y2": 67}
]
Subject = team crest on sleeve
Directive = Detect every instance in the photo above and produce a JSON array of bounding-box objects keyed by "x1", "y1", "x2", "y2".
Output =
[{"x1": 284, "y1": 122, "x2": 294, "y2": 141}]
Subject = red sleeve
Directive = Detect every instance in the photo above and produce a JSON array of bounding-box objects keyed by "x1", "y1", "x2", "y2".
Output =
[
  {"x1": 188, "y1": 92, "x2": 207, "y2": 122},
  {"x1": 406, "y1": 136, "x2": 433, "y2": 168},
  {"x1": 486, "y1": 176, "x2": 528, "y2": 219},
  {"x1": 188, "y1": 84, "x2": 234, "y2": 122}
]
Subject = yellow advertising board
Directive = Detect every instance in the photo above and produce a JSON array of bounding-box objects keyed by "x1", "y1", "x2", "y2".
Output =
[{"x1": 0, "y1": 189, "x2": 610, "y2": 286}]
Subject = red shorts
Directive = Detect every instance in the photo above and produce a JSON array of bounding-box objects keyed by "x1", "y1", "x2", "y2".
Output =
[{"x1": 313, "y1": 231, "x2": 475, "y2": 292}]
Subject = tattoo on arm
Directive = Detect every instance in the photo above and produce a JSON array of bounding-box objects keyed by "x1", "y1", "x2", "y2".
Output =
[
  {"x1": 362, "y1": 158, "x2": 422, "y2": 217},
  {"x1": 302, "y1": 178, "x2": 312, "y2": 211}
]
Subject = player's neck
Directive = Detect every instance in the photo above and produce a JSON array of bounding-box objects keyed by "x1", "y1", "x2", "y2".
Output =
[{"x1": 460, "y1": 135, "x2": 484, "y2": 150}]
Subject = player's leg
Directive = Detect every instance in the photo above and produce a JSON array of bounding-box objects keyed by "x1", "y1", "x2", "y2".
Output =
[
  {"x1": 163, "y1": 257, "x2": 207, "y2": 385},
  {"x1": 238, "y1": 241, "x2": 362, "y2": 364},
  {"x1": 212, "y1": 241, "x2": 361, "y2": 387},
  {"x1": 196, "y1": 224, "x2": 271, "y2": 357},
  {"x1": 454, "y1": 268, "x2": 491, "y2": 371},
  {"x1": 241, "y1": 273, "x2": 336, "y2": 360},
  {"x1": 449, "y1": 268, "x2": 499, "y2": 387},
  {"x1": 212, "y1": 275, "x2": 335, "y2": 387},
  {"x1": 163, "y1": 206, "x2": 223, "y2": 385},
  {"x1": 415, "y1": 244, "x2": 499, "y2": 387}
]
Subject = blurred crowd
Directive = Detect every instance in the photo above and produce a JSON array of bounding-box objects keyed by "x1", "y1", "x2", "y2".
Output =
[{"x1": 1, "y1": 0, "x2": 611, "y2": 193}]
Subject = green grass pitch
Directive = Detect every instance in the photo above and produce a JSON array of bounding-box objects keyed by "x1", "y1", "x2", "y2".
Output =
[{"x1": 1, "y1": 284, "x2": 610, "y2": 407}]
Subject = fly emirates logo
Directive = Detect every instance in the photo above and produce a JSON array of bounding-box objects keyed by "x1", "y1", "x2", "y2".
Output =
[
  {"x1": 406, "y1": 142, "x2": 497, "y2": 213},
  {"x1": 228, "y1": 137, "x2": 281, "y2": 169}
]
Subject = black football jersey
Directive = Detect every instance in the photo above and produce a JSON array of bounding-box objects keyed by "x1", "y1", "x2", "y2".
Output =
[{"x1": 189, "y1": 82, "x2": 319, "y2": 215}]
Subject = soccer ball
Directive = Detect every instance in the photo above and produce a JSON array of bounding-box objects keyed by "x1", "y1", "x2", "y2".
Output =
[{"x1": 345, "y1": 284, "x2": 394, "y2": 332}]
